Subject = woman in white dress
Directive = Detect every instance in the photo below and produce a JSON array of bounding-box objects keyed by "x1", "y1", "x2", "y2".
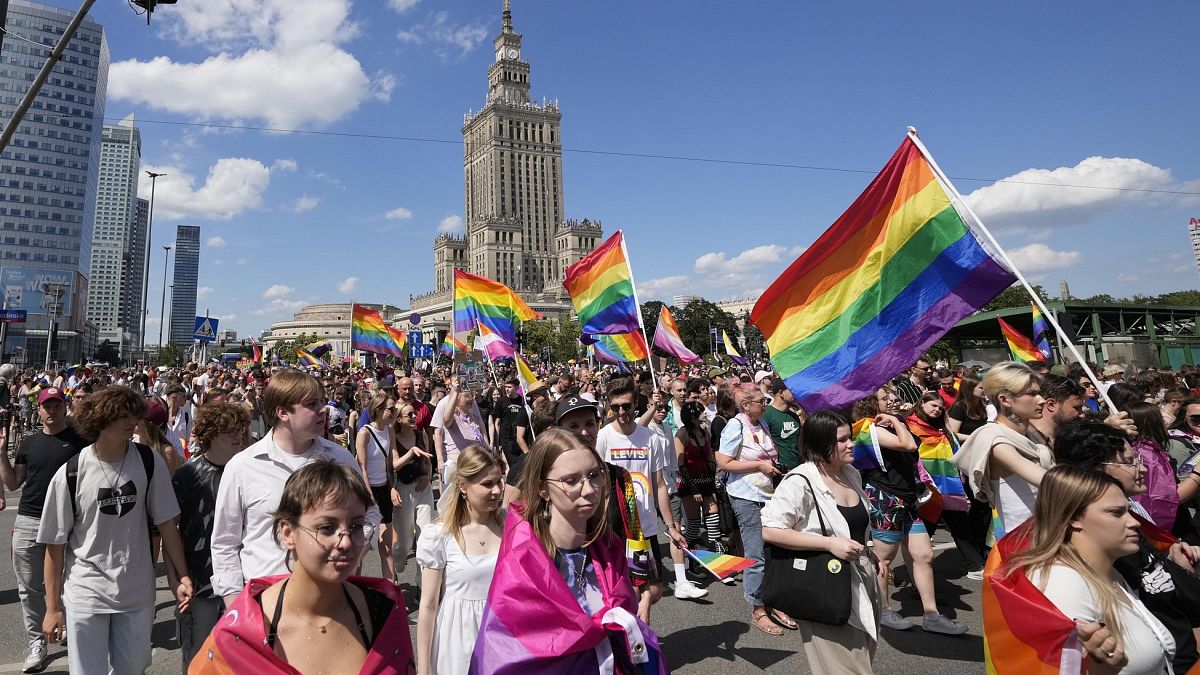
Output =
[
  {"x1": 416, "y1": 445, "x2": 505, "y2": 675},
  {"x1": 355, "y1": 392, "x2": 398, "y2": 583}
]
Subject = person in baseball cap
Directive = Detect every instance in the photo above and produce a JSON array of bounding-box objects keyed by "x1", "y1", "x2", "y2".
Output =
[{"x1": 37, "y1": 387, "x2": 66, "y2": 406}]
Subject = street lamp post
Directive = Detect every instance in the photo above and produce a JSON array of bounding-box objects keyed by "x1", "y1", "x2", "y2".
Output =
[
  {"x1": 139, "y1": 171, "x2": 165, "y2": 357},
  {"x1": 157, "y1": 245, "x2": 172, "y2": 349},
  {"x1": 41, "y1": 282, "x2": 66, "y2": 372}
]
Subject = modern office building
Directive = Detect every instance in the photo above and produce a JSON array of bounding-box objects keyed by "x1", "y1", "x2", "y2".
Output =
[
  {"x1": 408, "y1": 1, "x2": 603, "y2": 342},
  {"x1": 86, "y1": 113, "x2": 141, "y2": 354},
  {"x1": 0, "y1": 0, "x2": 108, "y2": 365},
  {"x1": 121, "y1": 196, "x2": 148, "y2": 356},
  {"x1": 168, "y1": 224, "x2": 199, "y2": 346}
]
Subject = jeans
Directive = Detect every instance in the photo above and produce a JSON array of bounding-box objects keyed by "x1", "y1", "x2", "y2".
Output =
[
  {"x1": 177, "y1": 595, "x2": 224, "y2": 672},
  {"x1": 66, "y1": 604, "x2": 155, "y2": 674},
  {"x1": 729, "y1": 496, "x2": 767, "y2": 606},
  {"x1": 12, "y1": 514, "x2": 46, "y2": 644},
  {"x1": 394, "y1": 480, "x2": 435, "y2": 575}
]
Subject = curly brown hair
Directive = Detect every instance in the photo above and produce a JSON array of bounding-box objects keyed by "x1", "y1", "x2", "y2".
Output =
[
  {"x1": 194, "y1": 401, "x2": 251, "y2": 451},
  {"x1": 75, "y1": 386, "x2": 148, "y2": 438}
]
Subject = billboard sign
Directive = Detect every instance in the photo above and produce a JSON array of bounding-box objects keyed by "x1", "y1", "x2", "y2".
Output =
[
  {"x1": 0, "y1": 309, "x2": 27, "y2": 323},
  {"x1": 0, "y1": 267, "x2": 74, "y2": 317}
]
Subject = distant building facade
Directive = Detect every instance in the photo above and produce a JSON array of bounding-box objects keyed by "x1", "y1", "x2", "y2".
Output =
[
  {"x1": 263, "y1": 303, "x2": 397, "y2": 360},
  {"x1": 168, "y1": 225, "x2": 199, "y2": 346}
]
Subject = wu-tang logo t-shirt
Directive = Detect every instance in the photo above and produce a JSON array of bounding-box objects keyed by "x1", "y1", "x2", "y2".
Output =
[{"x1": 97, "y1": 480, "x2": 138, "y2": 517}]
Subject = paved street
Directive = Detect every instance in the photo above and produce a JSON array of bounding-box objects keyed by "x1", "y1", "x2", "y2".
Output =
[{"x1": 0, "y1": 483, "x2": 985, "y2": 674}]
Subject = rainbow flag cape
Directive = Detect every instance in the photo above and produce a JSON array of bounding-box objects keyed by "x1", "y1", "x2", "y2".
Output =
[
  {"x1": 983, "y1": 521, "x2": 1083, "y2": 674},
  {"x1": 907, "y1": 415, "x2": 968, "y2": 512},
  {"x1": 685, "y1": 548, "x2": 755, "y2": 580},
  {"x1": 454, "y1": 270, "x2": 541, "y2": 345},
  {"x1": 750, "y1": 136, "x2": 1016, "y2": 412},
  {"x1": 562, "y1": 230, "x2": 642, "y2": 336},
  {"x1": 351, "y1": 304, "x2": 406, "y2": 357},
  {"x1": 514, "y1": 353, "x2": 540, "y2": 396},
  {"x1": 249, "y1": 336, "x2": 262, "y2": 364},
  {"x1": 651, "y1": 305, "x2": 701, "y2": 364},
  {"x1": 998, "y1": 317, "x2": 1042, "y2": 363},
  {"x1": 1031, "y1": 303, "x2": 1053, "y2": 361},
  {"x1": 581, "y1": 332, "x2": 648, "y2": 362},
  {"x1": 850, "y1": 418, "x2": 885, "y2": 471},
  {"x1": 722, "y1": 330, "x2": 747, "y2": 365},
  {"x1": 295, "y1": 347, "x2": 324, "y2": 368},
  {"x1": 474, "y1": 322, "x2": 515, "y2": 361}
]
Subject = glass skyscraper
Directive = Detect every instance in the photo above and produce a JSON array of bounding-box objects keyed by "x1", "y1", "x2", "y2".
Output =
[
  {"x1": 0, "y1": 0, "x2": 108, "y2": 366},
  {"x1": 87, "y1": 113, "x2": 141, "y2": 355},
  {"x1": 168, "y1": 224, "x2": 199, "y2": 347}
]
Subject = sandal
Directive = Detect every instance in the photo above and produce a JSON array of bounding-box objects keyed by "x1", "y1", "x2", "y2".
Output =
[
  {"x1": 768, "y1": 608, "x2": 799, "y2": 631},
  {"x1": 751, "y1": 609, "x2": 784, "y2": 636}
]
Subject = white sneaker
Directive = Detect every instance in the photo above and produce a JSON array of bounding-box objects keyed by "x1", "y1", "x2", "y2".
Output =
[
  {"x1": 22, "y1": 638, "x2": 47, "y2": 673},
  {"x1": 966, "y1": 569, "x2": 985, "y2": 581},
  {"x1": 674, "y1": 579, "x2": 708, "y2": 600}
]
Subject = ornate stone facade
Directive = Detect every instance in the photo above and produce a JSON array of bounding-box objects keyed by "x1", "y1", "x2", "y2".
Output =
[{"x1": 263, "y1": 303, "x2": 401, "y2": 356}]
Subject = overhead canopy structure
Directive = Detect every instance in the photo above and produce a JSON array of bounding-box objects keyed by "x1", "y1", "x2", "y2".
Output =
[{"x1": 944, "y1": 301, "x2": 1200, "y2": 370}]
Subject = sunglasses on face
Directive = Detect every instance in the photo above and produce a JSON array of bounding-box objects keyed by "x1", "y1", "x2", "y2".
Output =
[
  {"x1": 1188, "y1": 415, "x2": 1200, "y2": 426},
  {"x1": 611, "y1": 402, "x2": 634, "y2": 412}
]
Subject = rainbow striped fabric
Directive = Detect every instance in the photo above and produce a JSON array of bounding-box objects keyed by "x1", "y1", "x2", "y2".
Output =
[
  {"x1": 295, "y1": 347, "x2": 324, "y2": 368},
  {"x1": 685, "y1": 548, "x2": 756, "y2": 580},
  {"x1": 453, "y1": 270, "x2": 541, "y2": 345},
  {"x1": 850, "y1": 418, "x2": 884, "y2": 471},
  {"x1": 907, "y1": 415, "x2": 968, "y2": 511},
  {"x1": 562, "y1": 230, "x2": 642, "y2": 335},
  {"x1": 351, "y1": 304, "x2": 406, "y2": 357},
  {"x1": 651, "y1": 305, "x2": 701, "y2": 364},
  {"x1": 1031, "y1": 303, "x2": 1053, "y2": 361},
  {"x1": 998, "y1": 317, "x2": 1042, "y2": 362},
  {"x1": 722, "y1": 330, "x2": 747, "y2": 365},
  {"x1": 581, "y1": 332, "x2": 648, "y2": 362},
  {"x1": 750, "y1": 136, "x2": 1016, "y2": 411}
]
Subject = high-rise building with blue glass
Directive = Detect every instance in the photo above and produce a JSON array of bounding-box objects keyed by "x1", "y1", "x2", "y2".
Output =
[
  {"x1": 87, "y1": 113, "x2": 141, "y2": 356},
  {"x1": 169, "y1": 224, "x2": 199, "y2": 347},
  {"x1": 0, "y1": 0, "x2": 108, "y2": 366}
]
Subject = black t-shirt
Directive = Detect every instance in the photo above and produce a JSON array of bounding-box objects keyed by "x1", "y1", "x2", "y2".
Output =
[
  {"x1": 14, "y1": 426, "x2": 90, "y2": 519},
  {"x1": 948, "y1": 403, "x2": 986, "y2": 437},
  {"x1": 172, "y1": 454, "x2": 226, "y2": 599},
  {"x1": 864, "y1": 448, "x2": 921, "y2": 504},
  {"x1": 1114, "y1": 534, "x2": 1200, "y2": 673},
  {"x1": 496, "y1": 398, "x2": 530, "y2": 462}
]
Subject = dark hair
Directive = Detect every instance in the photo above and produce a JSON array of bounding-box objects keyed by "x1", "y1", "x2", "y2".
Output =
[
  {"x1": 914, "y1": 391, "x2": 946, "y2": 428},
  {"x1": 935, "y1": 367, "x2": 953, "y2": 379},
  {"x1": 194, "y1": 401, "x2": 251, "y2": 450},
  {"x1": 801, "y1": 410, "x2": 846, "y2": 464},
  {"x1": 1052, "y1": 419, "x2": 1128, "y2": 472},
  {"x1": 715, "y1": 389, "x2": 738, "y2": 419},
  {"x1": 530, "y1": 396, "x2": 558, "y2": 435},
  {"x1": 952, "y1": 373, "x2": 986, "y2": 421},
  {"x1": 680, "y1": 400, "x2": 705, "y2": 430},
  {"x1": 1040, "y1": 374, "x2": 1084, "y2": 403},
  {"x1": 273, "y1": 459, "x2": 373, "y2": 546},
  {"x1": 1125, "y1": 401, "x2": 1169, "y2": 448},
  {"x1": 606, "y1": 377, "x2": 636, "y2": 402},
  {"x1": 1107, "y1": 382, "x2": 1145, "y2": 412},
  {"x1": 75, "y1": 386, "x2": 148, "y2": 438}
]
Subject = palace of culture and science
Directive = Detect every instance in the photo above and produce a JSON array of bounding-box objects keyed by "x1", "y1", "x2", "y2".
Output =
[{"x1": 407, "y1": 1, "x2": 604, "y2": 341}]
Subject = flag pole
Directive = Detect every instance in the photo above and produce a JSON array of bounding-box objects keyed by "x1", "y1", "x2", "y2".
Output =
[
  {"x1": 618, "y1": 231, "x2": 660, "y2": 389},
  {"x1": 906, "y1": 128, "x2": 1116, "y2": 411}
]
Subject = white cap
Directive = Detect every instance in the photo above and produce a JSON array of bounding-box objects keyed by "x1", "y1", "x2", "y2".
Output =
[{"x1": 754, "y1": 370, "x2": 773, "y2": 383}]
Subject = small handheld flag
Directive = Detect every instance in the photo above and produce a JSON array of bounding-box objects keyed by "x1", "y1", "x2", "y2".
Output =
[
  {"x1": 1030, "y1": 303, "x2": 1053, "y2": 361},
  {"x1": 851, "y1": 418, "x2": 885, "y2": 471},
  {"x1": 998, "y1": 317, "x2": 1042, "y2": 363},
  {"x1": 651, "y1": 305, "x2": 701, "y2": 364},
  {"x1": 295, "y1": 347, "x2": 324, "y2": 368},
  {"x1": 685, "y1": 548, "x2": 756, "y2": 581}
]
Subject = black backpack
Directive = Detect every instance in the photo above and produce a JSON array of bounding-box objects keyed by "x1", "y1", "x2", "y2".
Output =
[{"x1": 64, "y1": 442, "x2": 156, "y2": 520}]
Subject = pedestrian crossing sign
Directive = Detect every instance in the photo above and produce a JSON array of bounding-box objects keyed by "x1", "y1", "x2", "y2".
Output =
[{"x1": 193, "y1": 316, "x2": 218, "y2": 342}]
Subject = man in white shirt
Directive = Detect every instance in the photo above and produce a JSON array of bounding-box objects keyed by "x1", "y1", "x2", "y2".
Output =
[{"x1": 210, "y1": 368, "x2": 381, "y2": 606}]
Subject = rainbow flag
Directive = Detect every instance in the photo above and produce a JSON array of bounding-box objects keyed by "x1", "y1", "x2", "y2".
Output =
[
  {"x1": 474, "y1": 322, "x2": 515, "y2": 361},
  {"x1": 983, "y1": 521, "x2": 1083, "y2": 674},
  {"x1": 651, "y1": 305, "x2": 701, "y2": 364},
  {"x1": 850, "y1": 418, "x2": 884, "y2": 471},
  {"x1": 685, "y1": 548, "x2": 755, "y2": 581},
  {"x1": 749, "y1": 136, "x2": 1016, "y2": 412},
  {"x1": 295, "y1": 347, "x2": 324, "y2": 368},
  {"x1": 440, "y1": 332, "x2": 469, "y2": 356},
  {"x1": 454, "y1": 270, "x2": 541, "y2": 345},
  {"x1": 722, "y1": 330, "x2": 747, "y2": 365},
  {"x1": 1031, "y1": 303, "x2": 1053, "y2": 361},
  {"x1": 998, "y1": 317, "x2": 1042, "y2": 363},
  {"x1": 907, "y1": 415, "x2": 968, "y2": 512},
  {"x1": 514, "y1": 353, "x2": 540, "y2": 395},
  {"x1": 562, "y1": 230, "x2": 642, "y2": 336},
  {"x1": 581, "y1": 332, "x2": 648, "y2": 362},
  {"x1": 351, "y1": 304, "x2": 406, "y2": 357}
]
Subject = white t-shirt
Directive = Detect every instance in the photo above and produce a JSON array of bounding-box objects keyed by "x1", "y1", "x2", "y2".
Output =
[
  {"x1": 1032, "y1": 564, "x2": 1174, "y2": 675},
  {"x1": 37, "y1": 444, "x2": 179, "y2": 613},
  {"x1": 596, "y1": 424, "x2": 668, "y2": 536}
]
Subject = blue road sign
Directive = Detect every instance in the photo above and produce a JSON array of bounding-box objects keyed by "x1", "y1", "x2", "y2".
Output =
[{"x1": 193, "y1": 316, "x2": 219, "y2": 342}]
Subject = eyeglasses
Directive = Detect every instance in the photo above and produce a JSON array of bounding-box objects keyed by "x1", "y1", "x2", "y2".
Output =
[
  {"x1": 1188, "y1": 415, "x2": 1200, "y2": 426},
  {"x1": 654, "y1": 405, "x2": 667, "y2": 412},
  {"x1": 545, "y1": 469, "x2": 606, "y2": 496},
  {"x1": 610, "y1": 402, "x2": 634, "y2": 412},
  {"x1": 744, "y1": 399, "x2": 766, "y2": 406},
  {"x1": 295, "y1": 522, "x2": 375, "y2": 548},
  {"x1": 1103, "y1": 456, "x2": 1144, "y2": 468}
]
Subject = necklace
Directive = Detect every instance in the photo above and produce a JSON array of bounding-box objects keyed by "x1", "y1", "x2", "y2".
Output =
[
  {"x1": 289, "y1": 604, "x2": 340, "y2": 634},
  {"x1": 557, "y1": 549, "x2": 590, "y2": 591},
  {"x1": 94, "y1": 443, "x2": 130, "y2": 495}
]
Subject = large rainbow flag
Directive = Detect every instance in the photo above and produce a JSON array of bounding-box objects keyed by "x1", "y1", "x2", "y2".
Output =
[
  {"x1": 651, "y1": 305, "x2": 701, "y2": 364},
  {"x1": 454, "y1": 270, "x2": 541, "y2": 345},
  {"x1": 351, "y1": 304, "x2": 406, "y2": 357},
  {"x1": 907, "y1": 415, "x2": 968, "y2": 512},
  {"x1": 581, "y1": 331, "x2": 648, "y2": 362},
  {"x1": 722, "y1": 329, "x2": 747, "y2": 365},
  {"x1": 998, "y1": 317, "x2": 1042, "y2": 363},
  {"x1": 1031, "y1": 303, "x2": 1053, "y2": 361},
  {"x1": 750, "y1": 135, "x2": 1016, "y2": 411},
  {"x1": 562, "y1": 230, "x2": 642, "y2": 336}
]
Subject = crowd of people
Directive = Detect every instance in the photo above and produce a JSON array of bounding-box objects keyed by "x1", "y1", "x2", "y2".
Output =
[{"x1": 0, "y1": 352, "x2": 1199, "y2": 673}]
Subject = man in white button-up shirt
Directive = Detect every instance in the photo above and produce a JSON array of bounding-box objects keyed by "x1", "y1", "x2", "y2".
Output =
[{"x1": 210, "y1": 368, "x2": 382, "y2": 605}]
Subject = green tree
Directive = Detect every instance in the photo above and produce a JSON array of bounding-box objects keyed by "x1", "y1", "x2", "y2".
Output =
[
  {"x1": 639, "y1": 300, "x2": 665, "y2": 348},
  {"x1": 523, "y1": 319, "x2": 556, "y2": 359},
  {"x1": 1154, "y1": 290, "x2": 1200, "y2": 306},
  {"x1": 94, "y1": 340, "x2": 120, "y2": 366},
  {"x1": 553, "y1": 317, "x2": 582, "y2": 362},
  {"x1": 741, "y1": 312, "x2": 765, "y2": 358},
  {"x1": 982, "y1": 283, "x2": 1050, "y2": 313},
  {"x1": 674, "y1": 298, "x2": 738, "y2": 359},
  {"x1": 157, "y1": 343, "x2": 182, "y2": 366},
  {"x1": 1080, "y1": 293, "x2": 1118, "y2": 304}
]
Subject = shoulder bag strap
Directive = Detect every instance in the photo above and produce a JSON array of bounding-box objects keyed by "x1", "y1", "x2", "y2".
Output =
[{"x1": 791, "y1": 473, "x2": 831, "y2": 537}]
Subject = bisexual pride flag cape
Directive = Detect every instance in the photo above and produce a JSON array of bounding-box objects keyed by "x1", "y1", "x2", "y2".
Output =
[{"x1": 471, "y1": 506, "x2": 669, "y2": 675}]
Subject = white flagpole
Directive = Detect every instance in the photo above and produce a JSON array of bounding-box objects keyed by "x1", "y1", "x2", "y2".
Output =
[
  {"x1": 618, "y1": 230, "x2": 660, "y2": 389},
  {"x1": 906, "y1": 128, "x2": 1115, "y2": 410}
]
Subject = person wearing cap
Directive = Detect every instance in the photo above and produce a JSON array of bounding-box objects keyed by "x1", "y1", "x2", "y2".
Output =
[
  {"x1": 754, "y1": 370, "x2": 774, "y2": 401},
  {"x1": 1102, "y1": 363, "x2": 1127, "y2": 392},
  {"x1": 762, "y1": 378, "x2": 804, "y2": 472},
  {"x1": 0, "y1": 387, "x2": 89, "y2": 672}
]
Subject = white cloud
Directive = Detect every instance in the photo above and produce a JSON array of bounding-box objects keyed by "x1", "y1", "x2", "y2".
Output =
[
  {"x1": 1007, "y1": 243, "x2": 1082, "y2": 273},
  {"x1": 138, "y1": 159, "x2": 271, "y2": 220},
  {"x1": 371, "y1": 71, "x2": 397, "y2": 102},
  {"x1": 308, "y1": 170, "x2": 345, "y2": 190},
  {"x1": 965, "y1": 156, "x2": 1200, "y2": 229},
  {"x1": 252, "y1": 297, "x2": 308, "y2": 316},
  {"x1": 386, "y1": 207, "x2": 413, "y2": 220},
  {"x1": 109, "y1": 0, "x2": 381, "y2": 128},
  {"x1": 338, "y1": 276, "x2": 359, "y2": 294},
  {"x1": 272, "y1": 158, "x2": 298, "y2": 172},
  {"x1": 693, "y1": 244, "x2": 805, "y2": 276},
  {"x1": 1117, "y1": 272, "x2": 1141, "y2": 283},
  {"x1": 197, "y1": 286, "x2": 214, "y2": 300},
  {"x1": 290, "y1": 195, "x2": 319, "y2": 213},
  {"x1": 205, "y1": 236, "x2": 226, "y2": 248},
  {"x1": 262, "y1": 284, "x2": 294, "y2": 299},
  {"x1": 236, "y1": 257, "x2": 249, "y2": 265},
  {"x1": 437, "y1": 214, "x2": 464, "y2": 234},
  {"x1": 389, "y1": 0, "x2": 420, "y2": 12},
  {"x1": 639, "y1": 276, "x2": 689, "y2": 300},
  {"x1": 397, "y1": 11, "x2": 488, "y2": 59}
]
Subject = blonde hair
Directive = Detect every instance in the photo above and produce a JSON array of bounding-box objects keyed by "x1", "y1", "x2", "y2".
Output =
[
  {"x1": 438, "y1": 445, "x2": 505, "y2": 544},
  {"x1": 517, "y1": 428, "x2": 610, "y2": 555},
  {"x1": 442, "y1": 389, "x2": 481, "y2": 429},
  {"x1": 983, "y1": 361, "x2": 1038, "y2": 413},
  {"x1": 1004, "y1": 466, "x2": 1131, "y2": 645}
]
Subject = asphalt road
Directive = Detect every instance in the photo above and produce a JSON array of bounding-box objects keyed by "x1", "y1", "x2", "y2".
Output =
[{"x1": 0, "y1": 485, "x2": 986, "y2": 674}]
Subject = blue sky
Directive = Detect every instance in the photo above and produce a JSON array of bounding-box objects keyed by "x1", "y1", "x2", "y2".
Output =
[{"x1": 87, "y1": 0, "x2": 1200, "y2": 341}]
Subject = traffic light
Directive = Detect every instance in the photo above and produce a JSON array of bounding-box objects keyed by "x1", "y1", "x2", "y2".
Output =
[{"x1": 131, "y1": 0, "x2": 177, "y2": 23}]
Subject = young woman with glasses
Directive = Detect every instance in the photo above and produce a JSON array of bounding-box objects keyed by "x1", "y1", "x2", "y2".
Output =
[{"x1": 191, "y1": 459, "x2": 414, "y2": 673}]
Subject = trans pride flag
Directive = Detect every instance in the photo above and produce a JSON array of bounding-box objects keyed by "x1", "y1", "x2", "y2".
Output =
[
  {"x1": 998, "y1": 317, "x2": 1042, "y2": 363},
  {"x1": 651, "y1": 305, "x2": 701, "y2": 364},
  {"x1": 750, "y1": 135, "x2": 1016, "y2": 412},
  {"x1": 1031, "y1": 303, "x2": 1053, "y2": 361}
]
